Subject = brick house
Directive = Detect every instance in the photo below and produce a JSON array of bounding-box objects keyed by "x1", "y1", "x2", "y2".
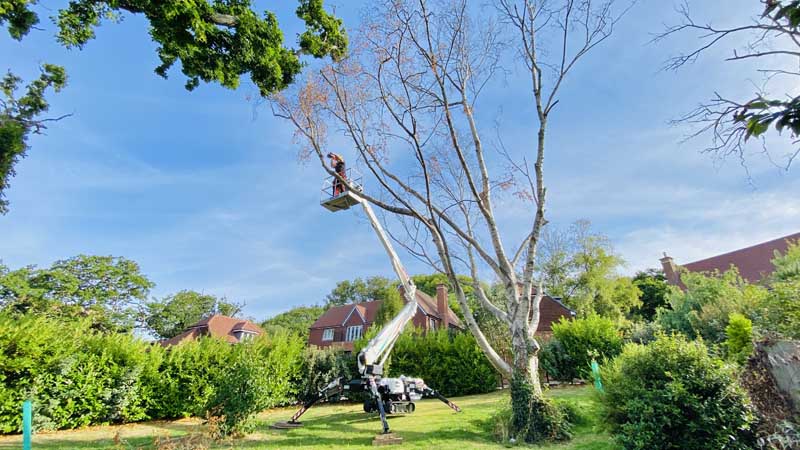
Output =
[
  {"x1": 160, "y1": 314, "x2": 264, "y2": 346},
  {"x1": 308, "y1": 284, "x2": 463, "y2": 351},
  {"x1": 533, "y1": 295, "x2": 576, "y2": 337},
  {"x1": 660, "y1": 231, "x2": 800, "y2": 288},
  {"x1": 308, "y1": 283, "x2": 575, "y2": 350}
]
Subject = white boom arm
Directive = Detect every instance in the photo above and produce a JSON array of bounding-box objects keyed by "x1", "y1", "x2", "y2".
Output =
[{"x1": 352, "y1": 193, "x2": 418, "y2": 376}]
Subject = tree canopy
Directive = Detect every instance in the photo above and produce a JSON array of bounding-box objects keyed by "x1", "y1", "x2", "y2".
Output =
[
  {"x1": 0, "y1": 65, "x2": 67, "y2": 213},
  {"x1": 260, "y1": 305, "x2": 325, "y2": 339},
  {"x1": 323, "y1": 276, "x2": 394, "y2": 306},
  {"x1": 3, "y1": 0, "x2": 347, "y2": 95},
  {"x1": 144, "y1": 290, "x2": 244, "y2": 339},
  {"x1": 537, "y1": 221, "x2": 641, "y2": 323},
  {"x1": 0, "y1": 254, "x2": 153, "y2": 332}
]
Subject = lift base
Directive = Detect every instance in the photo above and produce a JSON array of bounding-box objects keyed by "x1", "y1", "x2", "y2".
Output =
[
  {"x1": 271, "y1": 421, "x2": 303, "y2": 430},
  {"x1": 372, "y1": 432, "x2": 403, "y2": 446}
]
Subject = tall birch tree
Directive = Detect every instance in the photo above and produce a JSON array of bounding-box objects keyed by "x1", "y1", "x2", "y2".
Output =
[{"x1": 272, "y1": 0, "x2": 630, "y2": 440}]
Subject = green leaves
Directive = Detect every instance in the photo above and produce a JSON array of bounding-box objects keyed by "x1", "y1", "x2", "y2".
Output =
[
  {"x1": 602, "y1": 335, "x2": 757, "y2": 449},
  {"x1": 0, "y1": 65, "x2": 67, "y2": 214},
  {"x1": 5, "y1": 0, "x2": 346, "y2": 96}
]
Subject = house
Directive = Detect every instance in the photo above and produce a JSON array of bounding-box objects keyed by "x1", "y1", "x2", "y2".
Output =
[
  {"x1": 160, "y1": 314, "x2": 264, "y2": 346},
  {"x1": 660, "y1": 231, "x2": 800, "y2": 288},
  {"x1": 533, "y1": 295, "x2": 576, "y2": 337},
  {"x1": 308, "y1": 284, "x2": 463, "y2": 351},
  {"x1": 307, "y1": 283, "x2": 575, "y2": 350}
]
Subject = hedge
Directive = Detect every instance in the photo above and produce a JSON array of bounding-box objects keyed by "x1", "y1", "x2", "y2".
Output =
[
  {"x1": 389, "y1": 329, "x2": 500, "y2": 397},
  {"x1": 0, "y1": 313, "x2": 304, "y2": 433}
]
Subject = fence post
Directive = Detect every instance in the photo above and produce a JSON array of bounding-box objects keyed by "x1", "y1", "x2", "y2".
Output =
[{"x1": 23, "y1": 400, "x2": 32, "y2": 450}]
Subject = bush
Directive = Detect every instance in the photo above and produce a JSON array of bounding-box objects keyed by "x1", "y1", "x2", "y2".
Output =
[
  {"x1": 725, "y1": 313, "x2": 753, "y2": 364},
  {"x1": 204, "y1": 333, "x2": 304, "y2": 436},
  {"x1": 550, "y1": 315, "x2": 622, "y2": 380},
  {"x1": 539, "y1": 337, "x2": 573, "y2": 381},
  {"x1": 293, "y1": 346, "x2": 355, "y2": 402},
  {"x1": 602, "y1": 334, "x2": 757, "y2": 450},
  {"x1": 0, "y1": 313, "x2": 306, "y2": 434},
  {"x1": 0, "y1": 314, "x2": 161, "y2": 432},
  {"x1": 389, "y1": 329, "x2": 499, "y2": 397},
  {"x1": 148, "y1": 337, "x2": 233, "y2": 419}
]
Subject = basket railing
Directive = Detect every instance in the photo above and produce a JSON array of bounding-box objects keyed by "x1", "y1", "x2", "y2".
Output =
[{"x1": 320, "y1": 168, "x2": 363, "y2": 203}]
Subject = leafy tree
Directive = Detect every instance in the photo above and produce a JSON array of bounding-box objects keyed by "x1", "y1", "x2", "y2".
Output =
[
  {"x1": 3, "y1": 0, "x2": 346, "y2": 95},
  {"x1": 657, "y1": 268, "x2": 767, "y2": 343},
  {"x1": 324, "y1": 276, "x2": 394, "y2": 306},
  {"x1": 260, "y1": 305, "x2": 325, "y2": 339},
  {"x1": 144, "y1": 290, "x2": 244, "y2": 339},
  {"x1": 0, "y1": 65, "x2": 67, "y2": 214},
  {"x1": 630, "y1": 269, "x2": 669, "y2": 322},
  {"x1": 374, "y1": 287, "x2": 403, "y2": 326},
  {"x1": 538, "y1": 221, "x2": 641, "y2": 322},
  {"x1": 1, "y1": 0, "x2": 347, "y2": 214},
  {"x1": 658, "y1": 1, "x2": 800, "y2": 170},
  {"x1": 0, "y1": 255, "x2": 153, "y2": 332},
  {"x1": 770, "y1": 240, "x2": 800, "y2": 283}
]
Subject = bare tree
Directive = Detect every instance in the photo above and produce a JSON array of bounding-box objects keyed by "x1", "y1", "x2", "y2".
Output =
[
  {"x1": 271, "y1": 0, "x2": 629, "y2": 440},
  {"x1": 657, "y1": 0, "x2": 800, "y2": 171}
]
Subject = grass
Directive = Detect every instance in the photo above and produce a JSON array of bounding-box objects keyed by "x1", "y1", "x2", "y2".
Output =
[{"x1": 0, "y1": 386, "x2": 617, "y2": 449}]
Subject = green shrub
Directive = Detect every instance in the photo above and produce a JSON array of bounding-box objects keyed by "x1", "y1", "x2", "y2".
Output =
[
  {"x1": 602, "y1": 334, "x2": 757, "y2": 450},
  {"x1": 725, "y1": 313, "x2": 753, "y2": 364},
  {"x1": 551, "y1": 315, "x2": 622, "y2": 380},
  {"x1": 0, "y1": 314, "x2": 160, "y2": 432},
  {"x1": 539, "y1": 337, "x2": 573, "y2": 381},
  {"x1": 204, "y1": 333, "x2": 304, "y2": 436},
  {"x1": 148, "y1": 336, "x2": 233, "y2": 419},
  {"x1": 293, "y1": 346, "x2": 355, "y2": 401},
  {"x1": 389, "y1": 329, "x2": 499, "y2": 397}
]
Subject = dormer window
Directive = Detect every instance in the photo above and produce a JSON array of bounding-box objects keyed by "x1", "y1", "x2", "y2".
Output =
[{"x1": 234, "y1": 330, "x2": 257, "y2": 342}]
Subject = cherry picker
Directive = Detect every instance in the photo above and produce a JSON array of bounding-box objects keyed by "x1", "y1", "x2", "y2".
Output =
[{"x1": 272, "y1": 170, "x2": 461, "y2": 440}]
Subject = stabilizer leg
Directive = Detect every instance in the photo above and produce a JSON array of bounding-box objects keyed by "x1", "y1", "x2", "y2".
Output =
[
  {"x1": 272, "y1": 377, "x2": 344, "y2": 429},
  {"x1": 423, "y1": 387, "x2": 462, "y2": 412}
]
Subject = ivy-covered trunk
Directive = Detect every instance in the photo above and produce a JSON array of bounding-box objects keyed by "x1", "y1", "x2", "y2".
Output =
[{"x1": 508, "y1": 311, "x2": 569, "y2": 443}]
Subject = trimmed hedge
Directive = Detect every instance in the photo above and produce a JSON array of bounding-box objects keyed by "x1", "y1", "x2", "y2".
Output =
[
  {"x1": 389, "y1": 329, "x2": 500, "y2": 397},
  {"x1": 602, "y1": 334, "x2": 756, "y2": 450},
  {"x1": 0, "y1": 313, "x2": 304, "y2": 433}
]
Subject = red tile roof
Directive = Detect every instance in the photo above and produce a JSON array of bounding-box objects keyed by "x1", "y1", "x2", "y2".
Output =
[
  {"x1": 681, "y1": 232, "x2": 800, "y2": 283},
  {"x1": 309, "y1": 289, "x2": 463, "y2": 330},
  {"x1": 160, "y1": 314, "x2": 264, "y2": 346}
]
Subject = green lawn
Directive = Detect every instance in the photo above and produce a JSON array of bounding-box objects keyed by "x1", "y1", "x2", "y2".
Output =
[{"x1": 0, "y1": 386, "x2": 617, "y2": 449}]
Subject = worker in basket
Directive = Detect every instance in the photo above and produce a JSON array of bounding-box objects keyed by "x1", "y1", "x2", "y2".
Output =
[{"x1": 327, "y1": 152, "x2": 347, "y2": 196}]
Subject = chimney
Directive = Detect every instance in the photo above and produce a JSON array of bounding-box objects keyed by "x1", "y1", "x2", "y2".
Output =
[
  {"x1": 436, "y1": 283, "x2": 449, "y2": 330},
  {"x1": 660, "y1": 253, "x2": 681, "y2": 286}
]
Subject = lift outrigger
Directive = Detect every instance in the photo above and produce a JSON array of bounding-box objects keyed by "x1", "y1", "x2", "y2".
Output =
[{"x1": 272, "y1": 170, "x2": 461, "y2": 443}]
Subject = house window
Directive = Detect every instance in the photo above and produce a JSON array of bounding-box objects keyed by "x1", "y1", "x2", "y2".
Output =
[
  {"x1": 429, "y1": 317, "x2": 436, "y2": 330},
  {"x1": 345, "y1": 325, "x2": 363, "y2": 342},
  {"x1": 322, "y1": 328, "x2": 334, "y2": 341}
]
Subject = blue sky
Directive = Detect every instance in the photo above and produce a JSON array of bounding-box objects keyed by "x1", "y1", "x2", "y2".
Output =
[{"x1": 1, "y1": 0, "x2": 798, "y2": 321}]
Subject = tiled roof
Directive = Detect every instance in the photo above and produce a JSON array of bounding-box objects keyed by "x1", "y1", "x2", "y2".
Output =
[
  {"x1": 160, "y1": 314, "x2": 263, "y2": 346},
  {"x1": 413, "y1": 290, "x2": 463, "y2": 328},
  {"x1": 682, "y1": 232, "x2": 800, "y2": 283},
  {"x1": 310, "y1": 302, "x2": 378, "y2": 329},
  {"x1": 309, "y1": 288, "x2": 464, "y2": 330}
]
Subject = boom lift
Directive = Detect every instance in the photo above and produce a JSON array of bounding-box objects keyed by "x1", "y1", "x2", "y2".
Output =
[{"x1": 273, "y1": 171, "x2": 461, "y2": 437}]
